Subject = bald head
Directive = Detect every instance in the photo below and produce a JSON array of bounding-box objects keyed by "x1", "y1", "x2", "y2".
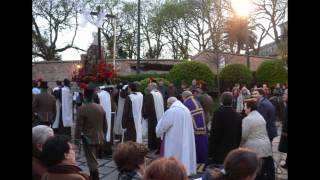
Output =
[
  {"x1": 181, "y1": 90, "x2": 193, "y2": 101},
  {"x1": 148, "y1": 82, "x2": 158, "y2": 92},
  {"x1": 167, "y1": 97, "x2": 178, "y2": 108}
]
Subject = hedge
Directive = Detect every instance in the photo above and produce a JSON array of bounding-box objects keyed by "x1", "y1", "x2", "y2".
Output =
[
  {"x1": 118, "y1": 73, "x2": 169, "y2": 82},
  {"x1": 255, "y1": 59, "x2": 288, "y2": 87},
  {"x1": 220, "y1": 64, "x2": 253, "y2": 90},
  {"x1": 168, "y1": 61, "x2": 215, "y2": 91}
]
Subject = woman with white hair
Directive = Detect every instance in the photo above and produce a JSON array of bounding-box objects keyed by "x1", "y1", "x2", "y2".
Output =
[{"x1": 32, "y1": 125, "x2": 54, "y2": 180}]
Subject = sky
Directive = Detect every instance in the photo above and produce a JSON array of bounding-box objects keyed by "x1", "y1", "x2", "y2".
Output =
[{"x1": 34, "y1": 1, "x2": 285, "y2": 61}]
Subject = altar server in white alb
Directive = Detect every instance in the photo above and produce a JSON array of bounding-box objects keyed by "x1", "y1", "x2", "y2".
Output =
[
  {"x1": 122, "y1": 82, "x2": 144, "y2": 143},
  {"x1": 156, "y1": 97, "x2": 197, "y2": 176},
  {"x1": 52, "y1": 79, "x2": 73, "y2": 136}
]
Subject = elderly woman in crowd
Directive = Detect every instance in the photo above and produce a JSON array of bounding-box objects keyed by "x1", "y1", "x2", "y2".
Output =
[
  {"x1": 142, "y1": 157, "x2": 188, "y2": 180},
  {"x1": 240, "y1": 99, "x2": 275, "y2": 180},
  {"x1": 113, "y1": 141, "x2": 149, "y2": 180},
  {"x1": 32, "y1": 125, "x2": 54, "y2": 180}
]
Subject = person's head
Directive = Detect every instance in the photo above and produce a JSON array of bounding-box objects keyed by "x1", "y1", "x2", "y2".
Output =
[
  {"x1": 113, "y1": 141, "x2": 148, "y2": 172},
  {"x1": 192, "y1": 79, "x2": 197, "y2": 86},
  {"x1": 63, "y1": 78, "x2": 70, "y2": 87},
  {"x1": 169, "y1": 82, "x2": 174, "y2": 87},
  {"x1": 282, "y1": 89, "x2": 288, "y2": 102},
  {"x1": 159, "y1": 80, "x2": 164, "y2": 86},
  {"x1": 41, "y1": 135, "x2": 76, "y2": 167},
  {"x1": 210, "y1": 148, "x2": 260, "y2": 180},
  {"x1": 232, "y1": 88, "x2": 240, "y2": 96},
  {"x1": 84, "y1": 88, "x2": 94, "y2": 102},
  {"x1": 32, "y1": 125, "x2": 54, "y2": 152},
  {"x1": 242, "y1": 84, "x2": 246, "y2": 88},
  {"x1": 252, "y1": 88, "x2": 265, "y2": 100},
  {"x1": 191, "y1": 89, "x2": 200, "y2": 97},
  {"x1": 167, "y1": 97, "x2": 178, "y2": 108},
  {"x1": 244, "y1": 98, "x2": 258, "y2": 115},
  {"x1": 262, "y1": 84, "x2": 267, "y2": 89},
  {"x1": 147, "y1": 82, "x2": 157, "y2": 92},
  {"x1": 128, "y1": 82, "x2": 138, "y2": 92},
  {"x1": 181, "y1": 81, "x2": 187, "y2": 89},
  {"x1": 40, "y1": 81, "x2": 48, "y2": 90},
  {"x1": 276, "y1": 83, "x2": 280, "y2": 88},
  {"x1": 181, "y1": 90, "x2": 193, "y2": 101},
  {"x1": 36, "y1": 79, "x2": 42, "y2": 87},
  {"x1": 220, "y1": 92, "x2": 233, "y2": 106},
  {"x1": 142, "y1": 157, "x2": 188, "y2": 180},
  {"x1": 234, "y1": 83, "x2": 240, "y2": 88},
  {"x1": 56, "y1": 81, "x2": 62, "y2": 86}
]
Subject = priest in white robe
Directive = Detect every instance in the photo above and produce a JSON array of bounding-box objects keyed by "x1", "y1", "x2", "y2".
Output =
[
  {"x1": 52, "y1": 79, "x2": 73, "y2": 136},
  {"x1": 156, "y1": 97, "x2": 197, "y2": 176}
]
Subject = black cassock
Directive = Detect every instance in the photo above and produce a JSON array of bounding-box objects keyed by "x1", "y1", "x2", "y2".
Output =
[{"x1": 143, "y1": 93, "x2": 161, "y2": 151}]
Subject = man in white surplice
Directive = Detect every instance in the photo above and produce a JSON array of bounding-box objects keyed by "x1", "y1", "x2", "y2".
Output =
[
  {"x1": 52, "y1": 79, "x2": 73, "y2": 136},
  {"x1": 143, "y1": 82, "x2": 164, "y2": 151},
  {"x1": 122, "y1": 82, "x2": 144, "y2": 143},
  {"x1": 96, "y1": 86, "x2": 112, "y2": 143},
  {"x1": 156, "y1": 97, "x2": 197, "y2": 176}
]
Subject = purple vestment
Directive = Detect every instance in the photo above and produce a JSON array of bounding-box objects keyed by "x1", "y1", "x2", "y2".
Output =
[{"x1": 184, "y1": 96, "x2": 208, "y2": 163}]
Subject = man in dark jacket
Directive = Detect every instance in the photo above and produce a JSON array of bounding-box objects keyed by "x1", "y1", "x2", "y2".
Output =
[
  {"x1": 208, "y1": 92, "x2": 242, "y2": 164},
  {"x1": 252, "y1": 88, "x2": 278, "y2": 142}
]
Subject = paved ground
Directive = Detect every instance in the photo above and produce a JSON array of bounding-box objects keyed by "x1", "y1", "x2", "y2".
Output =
[{"x1": 73, "y1": 122, "x2": 287, "y2": 180}]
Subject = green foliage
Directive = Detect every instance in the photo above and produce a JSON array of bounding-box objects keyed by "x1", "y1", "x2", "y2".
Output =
[
  {"x1": 139, "y1": 77, "x2": 170, "y2": 95},
  {"x1": 118, "y1": 73, "x2": 168, "y2": 82},
  {"x1": 256, "y1": 59, "x2": 288, "y2": 87},
  {"x1": 168, "y1": 61, "x2": 216, "y2": 91},
  {"x1": 220, "y1": 64, "x2": 253, "y2": 90}
]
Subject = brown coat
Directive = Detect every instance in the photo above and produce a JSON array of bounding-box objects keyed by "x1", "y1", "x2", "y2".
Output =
[
  {"x1": 75, "y1": 103, "x2": 107, "y2": 145},
  {"x1": 32, "y1": 156, "x2": 48, "y2": 180},
  {"x1": 32, "y1": 92, "x2": 56, "y2": 123},
  {"x1": 41, "y1": 164, "x2": 91, "y2": 180}
]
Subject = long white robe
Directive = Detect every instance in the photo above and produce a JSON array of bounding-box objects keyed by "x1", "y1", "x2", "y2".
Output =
[
  {"x1": 150, "y1": 90, "x2": 164, "y2": 122},
  {"x1": 114, "y1": 85, "x2": 128, "y2": 135},
  {"x1": 128, "y1": 92, "x2": 143, "y2": 143},
  {"x1": 52, "y1": 87, "x2": 61, "y2": 129},
  {"x1": 60, "y1": 86, "x2": 73, "y2": 127},
  {"x1": 98, "y1": 90, "x2": 112, "y2": 142},
  {"x1": 156, "y1": 100, "x2": 197, "y2": 176}
]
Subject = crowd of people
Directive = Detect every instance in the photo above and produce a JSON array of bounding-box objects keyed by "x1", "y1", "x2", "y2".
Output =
[{"x1": 32, "y1": 78, "x2": 288, "y2": 180}]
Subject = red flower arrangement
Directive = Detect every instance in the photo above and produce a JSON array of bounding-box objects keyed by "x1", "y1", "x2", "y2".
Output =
[{"x1": 72, "y1": 60, "x2": 117, "y2": 89}]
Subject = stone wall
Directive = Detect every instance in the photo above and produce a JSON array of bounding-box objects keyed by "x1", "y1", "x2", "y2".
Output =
[{"x1": 32, "y1": 59, "x2": 181, "y2": 87}]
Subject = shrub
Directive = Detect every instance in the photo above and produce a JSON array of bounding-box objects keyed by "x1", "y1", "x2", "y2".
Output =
[
  {"x1": 220, "y1": 64, "x2": 253, "y2": 90},
  {"x1": 255, "y1": 59, "x2": 288, "y2": 87},
  {"x1": 118, "y1": 73, "x2": 168, "y2": 82},
  {"x1": 139, "y1": 77, "x2": 170, "y2": 95},
  {"x1": 168, "y1": 61, "x2": 216, "y2": 91}
]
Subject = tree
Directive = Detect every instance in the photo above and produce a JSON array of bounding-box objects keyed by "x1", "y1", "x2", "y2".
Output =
[
  {"x1": 32, "y1": 0, "x2": 84, "y2": 61},
  {"x1": 224, "y1": 16, "x2": 257, "y2": 54},
  {"x1": 254, "y1": 0, "x2": 287, "y2": 48}
]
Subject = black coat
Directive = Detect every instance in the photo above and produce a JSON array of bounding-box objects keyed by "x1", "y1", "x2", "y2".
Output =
[
  {"x1": 279, "y1": 104, "x2": 288, "y2": 153},
  {"x1": 209, "y1": 106, "x2": 242, "y2": 164}
]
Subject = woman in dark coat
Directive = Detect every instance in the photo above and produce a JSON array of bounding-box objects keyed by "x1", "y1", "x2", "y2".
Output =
[{"x1": 278, "y1": 90, "x2": 288, "y2": 169}]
